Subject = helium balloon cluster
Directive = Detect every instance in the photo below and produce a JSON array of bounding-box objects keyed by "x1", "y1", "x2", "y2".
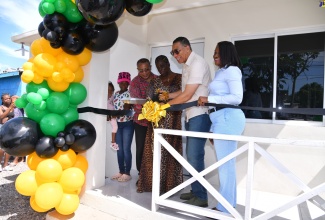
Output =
[
  {"x1": 15, "y1": 150, "x2": 88, "y2": 215},
  {"x1": 0, "y1": 0, "x2": 165, "y2": 216}
]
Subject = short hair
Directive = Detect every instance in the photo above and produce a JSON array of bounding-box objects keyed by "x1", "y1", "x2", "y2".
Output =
[
  {"x1": 1, "y1": 93, "x2": 10, "y2": 100},
  {"x1": 137, "y1": 58, "x2": 150, "y2": 66},
  {"x1": 155, "y1": 55, "x2": 169, "y2": 65},
  {"x1": 173, "y1": 37, "x2": 192, "y2": 50},
  {"x1": 108, "y1": 82, "x2": 114, "y2": 90},
  {"x1": 217, "y1": 41, "x2": 241, "y2": 68}
]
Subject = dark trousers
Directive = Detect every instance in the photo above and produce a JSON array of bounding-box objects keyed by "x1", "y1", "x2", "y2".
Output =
[{"x1": 134, "y1": 122, "x2": 148, "y2": 173}]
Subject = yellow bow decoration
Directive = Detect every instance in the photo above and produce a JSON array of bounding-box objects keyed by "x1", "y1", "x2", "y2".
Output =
[{"x1": 138, "y1": 101, "x2": 170, "y2": 127}]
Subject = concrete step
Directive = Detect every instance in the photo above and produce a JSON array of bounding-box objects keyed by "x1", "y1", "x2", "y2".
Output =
[{"x1": 46, "y1": 190, "x2": 181, "y2": 220}]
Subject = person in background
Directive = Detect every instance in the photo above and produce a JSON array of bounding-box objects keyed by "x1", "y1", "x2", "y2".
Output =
[
  {"x1": 9, "y1": 95, "x2": 25, "y2": 166},
  {"x1": 0, "y1": 93, "x2": 15, "y2": 171},
  {"x1": 129, "y1": 58, "x2": 157, "y2": 183},
  {"x1": 198, "y1": 41, "x2": 246, "y2": 214},
  {"x1": 111, "y1": 72, "x2": 134, "y2": 182},
  {"x1": 165, "y1": 37, "x2": 211, "y2": 207},
  {"x1": 107, "y1": 82, "x2": 119, "y2": 150},
  {"x1": 137, "y1": 55, "x2": 183, "y2": 194}
]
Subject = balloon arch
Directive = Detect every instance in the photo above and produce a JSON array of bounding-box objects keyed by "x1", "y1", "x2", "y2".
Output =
[{"x1": 0, "y1": 0, "x2": 163, "y2": 216}]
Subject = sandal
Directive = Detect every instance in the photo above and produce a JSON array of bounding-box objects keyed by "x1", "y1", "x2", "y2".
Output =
[
  {"x1": 117, "y1": 174, "x2": 132, "y2": 182},
  {"x1": 111, "y1": 173, "x2": 123, "y2": 180},
  {"x1": 110, "y1": 143, "x2": 119, "y2": 151}
]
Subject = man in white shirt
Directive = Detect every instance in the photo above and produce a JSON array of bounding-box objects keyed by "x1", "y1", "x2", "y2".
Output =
[{"x1": 167, "y1": 37, "x2": 211, "y2": 207}]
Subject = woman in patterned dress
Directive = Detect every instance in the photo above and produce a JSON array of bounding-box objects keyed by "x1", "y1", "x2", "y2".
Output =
[{"x1": 137, "y1": 55, "x2": 183, "y2": 194}]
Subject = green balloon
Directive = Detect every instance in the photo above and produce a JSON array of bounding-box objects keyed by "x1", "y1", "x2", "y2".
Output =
[
  {"x1": 64, "y1": 83, "x2": 87, "y2": 105},
  {"x1": 26, "y1": 81, "x2": 51, "y2": 93},
  {"x1": 37, "y1": 88, "x2": 50, "y2": 100},
  {"x1": 146, "y1": 0, "x2": 163, "y2": 3},
  {"x1": 15, "y1": 97, "x2": 28, "y2": 108},
  {"x1": 38, "y1": 2, "x2": 46, "y2": 17},
  {"x1": 27, "y1": 92, "x2": 43, "y2": 105},
  {"x1": 44, "y1": 0, "x2": 55, "y2": 3},
  {"x1": 54, "y1": 0, "x2": 66, "y2": 13},
  {"x1": 63, "y1": 0, "x2": 83, "y2": 23},
  {"x1": 25, "y1": 103, "x2": 50, "y2": 123},
  {"x1": 46, "y1": 92, "x2": 69, "y2": 114},
  {"x1": 40, "y1": 113, "x2": 65, "y2": 137},
  {"x1": 42, "y1": 2, "x2": 55, "y2": 14},
  {"x1": 35, "y1": 101, "x2": 47, "y2": 111},
  {"x1": 61, "y1": 107, "x2": 79, "y2": 125}
]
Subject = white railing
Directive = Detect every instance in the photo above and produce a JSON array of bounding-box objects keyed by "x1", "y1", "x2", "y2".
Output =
[{"x1": 151, "y1": 128, "x2": 325, "y2": 220}]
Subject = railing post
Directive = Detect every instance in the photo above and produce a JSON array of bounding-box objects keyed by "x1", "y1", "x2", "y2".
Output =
[{"x1": 152, "y1": 129, "x2": 162, "y2": 212}]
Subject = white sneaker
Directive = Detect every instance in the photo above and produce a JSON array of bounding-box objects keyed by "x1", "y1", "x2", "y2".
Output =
[{"x1": 3, "y1": 166, "x2": 13, "y2": 171}]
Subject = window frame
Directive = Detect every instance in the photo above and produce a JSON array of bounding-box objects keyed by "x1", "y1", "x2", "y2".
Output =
[{"x1": 232, "y1": 25, "x2": 325, "y2": 127}]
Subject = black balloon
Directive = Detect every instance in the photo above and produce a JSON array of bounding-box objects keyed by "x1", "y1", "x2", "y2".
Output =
[
  {"x1": 0, "y1": 117, "x2": 40, "y2": 157},
  {"x1": 65, "y1": 119, "x2": 96, "y2": 153},
  {"x1": 50, "y1": 41, "x2": 62, "y2": 49},
  {"x1": 54, "y1": 137, "x2": 65, "y2": 148},
  {"x1": 35, "y1": 136, "x2": 59, "y2": 158},
  {"x1": 61, "y1": 144, "x2": 70, "y2": 152},
  {"x1": 54, "y1": 26, "x2": 67, "y2": 40},
  {"x1": 65, "y1": 133, "x2": 75, "y2": 145},
  {"x1": 76, "y1": 0, "x2": 125, "y2": 26},
  {"x1": 43, "y1": 12, "x2": 68, "y2": 31},
  {"x1": 38, "y1": 22, "x2": 46, "y2": 37},
  {"x1": 125, "y1": 0, "x2": 153, "y2": 17},
  {"x1": 57, "y1": 131, "x2": 66, "y2": 137},
  {"x1": 82, "y1": 22, "x2": 118, "y2": 52},
  {"x1": 62, "y1": 31, "x2": 85, "y2": 55},
  {"x1": 46, "y1": 31, "x2": 59, "y2": 43}
]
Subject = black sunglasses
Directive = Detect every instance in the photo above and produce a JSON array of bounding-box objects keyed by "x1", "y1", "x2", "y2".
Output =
[{"x1": 170, "y1": 49, "x2": 181, "y2": 56}]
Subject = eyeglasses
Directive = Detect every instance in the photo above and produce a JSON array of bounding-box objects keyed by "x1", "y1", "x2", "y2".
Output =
[
  {"x1": 137, "y1": 68, "x2": 150, "y2": 73},
  {"x1": 170, "y1": 49, "x2": 181, "y2": 56}
]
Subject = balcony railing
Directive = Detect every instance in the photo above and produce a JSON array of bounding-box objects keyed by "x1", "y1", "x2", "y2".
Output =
[{"x1": 151, "y1": 128, "x2": 325, "y2": 220}]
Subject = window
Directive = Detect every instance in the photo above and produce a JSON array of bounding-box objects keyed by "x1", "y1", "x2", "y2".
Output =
[{"x1": 234, "y1": 31, "x2": 325, "y2": 122}]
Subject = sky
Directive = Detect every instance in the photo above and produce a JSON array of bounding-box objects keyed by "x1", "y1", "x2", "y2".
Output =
[{"x1": 0, "y1": 0, "x2": 42, "y2": 72}]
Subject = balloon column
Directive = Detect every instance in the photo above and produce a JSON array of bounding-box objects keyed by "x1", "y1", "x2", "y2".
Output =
[{"x1": 0, "y1": 0, "x2": 164, "y2": 216}]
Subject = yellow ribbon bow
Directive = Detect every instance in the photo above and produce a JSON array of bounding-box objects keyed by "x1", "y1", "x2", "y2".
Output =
[{"x1": 138, "y1": 100, "x2": 170, "y2": 127}]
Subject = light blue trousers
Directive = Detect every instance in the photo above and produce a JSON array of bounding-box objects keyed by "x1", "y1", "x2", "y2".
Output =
[{"x1": 209, "y1": 108, "x2": 246, "y2": 213}]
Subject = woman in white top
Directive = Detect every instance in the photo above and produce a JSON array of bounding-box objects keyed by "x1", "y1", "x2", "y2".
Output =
[{"x1": 198, "y1": 41, "x2": 246, "y2": 214}]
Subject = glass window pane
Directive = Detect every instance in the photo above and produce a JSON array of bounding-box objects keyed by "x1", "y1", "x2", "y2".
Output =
[
  {"x1": 235, "y1": 38, "x2": 274, "y2": 119},
  {"x1": 277, "y1": 32, "x2": 324, "y2": 121}
]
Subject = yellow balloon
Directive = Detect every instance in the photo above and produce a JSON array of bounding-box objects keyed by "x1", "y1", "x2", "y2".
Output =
[
  {"x1": 75, "y1": 48, "x2": 92, "y2": 66},
  {"x1": 36, "y1": 159, "x2": 63, "y2": 183},
  {"x1": 54, "y1": 61, "x2": 66, "y2": 71},
  {"x1": 59, "y1": 167, "x2": 85, "y2": 193},
  {"x1": 55, "y1": 193, "x2": 80, "y2": 215},
  {"x1": 32, "y1": 73, "x2": 44, "y2": 84},
  {"x1": 35, "y1": 182, "x2": 63, "y2": 210},
  {"x1": 73, "y1": 67, "x2": 84, "y2": 82},
  {"x1": 21, "y1": 70, "x2": 34, "y2": 83},
  {"x1": 30, "y1": 196, "x2": 50, "y2": 213},
  {"x1": 27, "y1": 151, "x2": 46, "y2": 170},
  {"x1": 47, "y1": 77, "x2": 70, "y2": 92},
  {"x1": 56, "y1": 52, "x2": 79, "y2": 72},
  {"x1": 40, "y1": 37, "x2": 62, "y2": 56},
  {"x1": 15, "y1": 170, "x2": 38, "y2": 196},
  {"x1": 53, "y1": 149, "x2": 77, "y2": 170},
  {"x1": 33, "y1": 53, "x2": 57, "y2": 77},
  {"x1": 52, "y1": 71, "x2": 63, "y2": 82},
  {"x1": 22, "y1": 62, "x2": 35, "y2": 71},
  {"x1": 73, "y1": 154, "x2": 88, "y2": 174},
  {"x1": 61, "y1": 67, "x2": 75, "y2": 82},
  {"x1": 30, "y1": 38, "x2": 43, "y2": 57}
]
